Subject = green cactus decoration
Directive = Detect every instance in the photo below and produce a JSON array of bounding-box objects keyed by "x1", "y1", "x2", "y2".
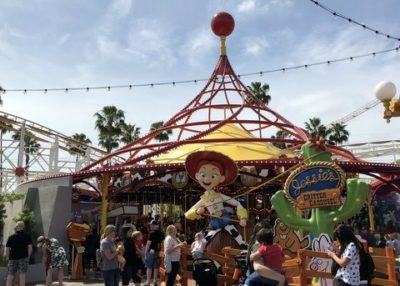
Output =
[{"x1": 271, "y1": 142, "x2": 368, "y2": 238}]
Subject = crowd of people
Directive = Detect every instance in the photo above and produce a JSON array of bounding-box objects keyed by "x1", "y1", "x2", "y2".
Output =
[
  {"x1": 96, "y1": 216, "x2": 187, "y2": 286},
  {"x1": 4, "y1": 215, "x2": 400, "y2": 286}
]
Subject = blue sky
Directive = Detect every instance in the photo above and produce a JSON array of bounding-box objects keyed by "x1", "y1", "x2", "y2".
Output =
[{"x1": 0, "y1": 0, "x2": 399, "y2": 147}]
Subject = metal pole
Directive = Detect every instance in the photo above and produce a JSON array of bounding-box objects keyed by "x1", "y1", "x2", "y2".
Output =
[{"x1": 100, "y1": 173, "x2": 110, "y2": 233}]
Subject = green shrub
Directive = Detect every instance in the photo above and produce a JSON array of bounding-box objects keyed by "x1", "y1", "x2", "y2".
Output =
[{"x1": 0, "y1": 255, "x2": 8, "y2": 267}]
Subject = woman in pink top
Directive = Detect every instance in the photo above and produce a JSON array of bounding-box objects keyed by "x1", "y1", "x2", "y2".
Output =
[{"x1": 164, "y1": 225, "x2": 186, "y2": 286}]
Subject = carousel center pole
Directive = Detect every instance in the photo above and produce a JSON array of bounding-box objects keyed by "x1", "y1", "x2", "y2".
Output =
[
  {"x1": 367, "y1": 189, "x2": 375, "y2": 232},
  {"x1": 101, "y1": 173, "x2": 110, "y2": 233}
]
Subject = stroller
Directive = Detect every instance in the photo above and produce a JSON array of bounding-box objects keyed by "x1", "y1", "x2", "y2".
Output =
[{"x1": 192, "y1": 258, "x2": 217, "y2": 286}]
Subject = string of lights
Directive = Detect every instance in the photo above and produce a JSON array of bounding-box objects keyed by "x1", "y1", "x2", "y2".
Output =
[
  {"x1": 2, "y1": 45, "x2": 399, "y2": 94},
  {"x1": 309, "y1": 0, "x2": 400, "y2": 42}
]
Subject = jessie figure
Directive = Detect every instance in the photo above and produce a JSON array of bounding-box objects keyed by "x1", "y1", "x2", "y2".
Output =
[{"x1": 184, "y1": 151, "x2": 248, "y2": 249}]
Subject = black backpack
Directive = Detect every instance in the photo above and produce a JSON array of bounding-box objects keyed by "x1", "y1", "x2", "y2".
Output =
[{"x1": 359, "y1": 247, "x2": 375, "y2": 281}]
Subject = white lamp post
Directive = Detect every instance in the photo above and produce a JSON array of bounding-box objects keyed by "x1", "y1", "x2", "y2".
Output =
[{"x1": 375, "y1": 81, "x2": 400, "y2": 123}]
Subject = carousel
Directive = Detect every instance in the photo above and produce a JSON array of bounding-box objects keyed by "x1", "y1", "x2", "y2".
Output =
[{"x1": 34, "y1": 11, "x2": 400, "y2": 281}]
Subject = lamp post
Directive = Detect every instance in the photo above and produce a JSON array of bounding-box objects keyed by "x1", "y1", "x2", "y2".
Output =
[{"x1": 374, "y1": 81, "x2": 400, "y2": 123}]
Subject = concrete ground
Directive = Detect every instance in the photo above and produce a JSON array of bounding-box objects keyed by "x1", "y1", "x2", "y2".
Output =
[{"x1": 27, "y1": 276, "x2": 195, "y2": 286}]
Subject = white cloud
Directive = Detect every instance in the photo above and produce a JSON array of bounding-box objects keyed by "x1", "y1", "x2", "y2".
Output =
[
  {"x1": 183, "y1": 28, "x2": 216, "y2": 68},
  {"x1": 237, "y1": 0, "x2": 257, "y2": 13},
  {"x1": 110, "y1": 0, "x2": 132, "y2": 18},
  {"x1": 243, "y1": 37, "x2": 269, "y2": 56},
  {"x1": 236, "y1": 0, "x2": 294, "y2": 15},
  {"x1": 124, "y1": 19, "x2": 177, "y2": 68}
]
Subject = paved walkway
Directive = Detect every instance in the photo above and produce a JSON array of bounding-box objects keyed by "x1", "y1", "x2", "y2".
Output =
[
  {"x1": 27, "y1": 277, "x2": 193, "y2": 286},
  {"x1": 28, "y1": 279, "x2": 147, "y2": 286}
]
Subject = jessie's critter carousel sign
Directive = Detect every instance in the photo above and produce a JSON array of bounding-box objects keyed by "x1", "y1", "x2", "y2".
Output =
[{"x1": 284, "y1": 162, "x2": 345, "y2": 209}]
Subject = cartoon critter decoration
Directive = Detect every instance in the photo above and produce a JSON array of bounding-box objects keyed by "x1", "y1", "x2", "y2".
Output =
[{"x1": 273, "y1": 219, "x2": 310, "y2": 258}]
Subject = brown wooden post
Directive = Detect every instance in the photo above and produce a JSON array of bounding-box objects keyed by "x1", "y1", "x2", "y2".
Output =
[
  {"x1": 71, "y1": 241, "x2": 83, "y2": 279},
  {"x1": 223, "y1": 247, "x2": 232, "y2": 286},
  {"x1": 385, "y1": 246, "x2": 396, "y2": 282},
  {"x1": 298, "y1": 249, "x2": 307, "y2": 286},
  {"x1": 180, "y1": 247, "x2": 188, "y2": 286}
]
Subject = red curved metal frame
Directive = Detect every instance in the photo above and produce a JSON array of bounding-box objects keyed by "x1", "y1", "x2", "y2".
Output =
[{"x1": 24, "y1": 52, "x2": 399, "y2": 195}]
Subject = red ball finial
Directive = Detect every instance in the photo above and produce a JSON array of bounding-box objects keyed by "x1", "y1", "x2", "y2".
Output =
[{"x1": 211, "y1": 12, "x2": 235, "y2": 37}]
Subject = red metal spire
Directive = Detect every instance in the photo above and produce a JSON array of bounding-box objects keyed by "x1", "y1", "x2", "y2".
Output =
[{"x1": 77, "y1": 12, "x2": 369, "y2": 177}]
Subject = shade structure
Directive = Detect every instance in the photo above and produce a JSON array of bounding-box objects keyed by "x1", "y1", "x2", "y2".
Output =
[{"x1": 153, "y1": 123, "x2": 293, "y2": 164}]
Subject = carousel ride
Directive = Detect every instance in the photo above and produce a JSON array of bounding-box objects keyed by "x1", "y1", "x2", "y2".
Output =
[
  {"x1": 21, "y1": 12, "x2": 400, "y2": 249},
  {"x1": 63, "y1": 13, "x2": 400, "y2": 230},
  {"x1": 4, "y1": 11, "x2": 398, "y2": 283}
]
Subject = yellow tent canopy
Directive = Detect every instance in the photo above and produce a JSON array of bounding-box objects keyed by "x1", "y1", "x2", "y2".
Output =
[{"x1": 154, "y1": 124, "x2": 294, "y2": 164}]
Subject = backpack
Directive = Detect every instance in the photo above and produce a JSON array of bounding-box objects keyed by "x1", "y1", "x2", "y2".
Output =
[
  {"x1": 96, "y1": 249, "x2": 103, "y2": 267},
  {"x1": 359, "y1": 248, "x2": 375, "y2": 280}
]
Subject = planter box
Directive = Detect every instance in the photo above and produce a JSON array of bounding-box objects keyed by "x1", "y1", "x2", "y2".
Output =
[{"x1": 0, "y1": 263, "x2": 46, "y2": 286}]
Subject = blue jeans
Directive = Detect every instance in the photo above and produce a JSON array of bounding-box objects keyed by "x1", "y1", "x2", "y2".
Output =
[
  {"x1": 244, "y1": 272, "x2": 279, "y2": 286},
  {"x1": 210, "y1": 213, "x2": 233, "y2": 229},
  {"x1": 192, "y1": 251, "x2": 204, "y2": 260},
  {"x1": 102, "y1": 268, "x2": 120, "y2": 286}
]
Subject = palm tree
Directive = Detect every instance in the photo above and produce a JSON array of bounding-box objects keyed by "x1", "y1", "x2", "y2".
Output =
[
  {"x1": 120, "y1": 123, "x2": 141, "y2": 145},
  {"x1": 271, "y1": 130, "x2": 290, "y2": 149},
  {"x1": 150, "y1": 121, "x2": 172, "y2": 142},
  {"x1": 304, "y1": 117, "x2": 330, "y2": 139},
  {"x1": 247, "y1": 82, "x2": 271, "y2": 105},
  {"x1": 94, "y1": 106, "x2": 125, "y2": 152},
  {"x1": 0, "y1": 85, "x2": 4, "y2": 106},
  {"x1": 327, "y1": 123, "x2": 349, "y2": 145},
  {"x1": 12, "y1": 129, "x2": 41, "y2": 175},
  {"x1": 67, "y1": 133, "x2": 92, "y2": 161},
  {"x1": 246, "y1": 82, "x2": 272, "y2": 138}
]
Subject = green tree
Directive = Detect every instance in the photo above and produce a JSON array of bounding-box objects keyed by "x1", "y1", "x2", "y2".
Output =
[
  {"x1": 0, "y1": 85, "x2": 4, "y2": 106},
  {"x1": 0, "y1": 193, "x2": 24, "y2": 241},
  {"x1": 150, "y1": 121, "x2": 172, "y2": 142},
  {"x1": 94, "y1": 106, "x2": 125, "y2": 152},
  {"x1": 67, "y1": 133, "x2": 92, "y2": 161},
  {"x1": 12, "y1": 129, "x2": 41, "y2": 175},
  {"x1": 304, "y1": 117, "x2": 330, "y2": 139},
  {"x1": 247, "y1": 82, "x2": 271, "y2": 105},
  {"x1": 120, "y1": 123, "x2": 141, "y2": 144},
  {"x1": 327, "y1": 123, "x2": 350, "y2": 145},
  {"x1": 271, "y1": 130, "x2": 290, "y2": 149}
]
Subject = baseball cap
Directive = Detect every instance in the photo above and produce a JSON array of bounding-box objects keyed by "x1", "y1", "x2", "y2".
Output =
[{"x1": 150, "y1": 219, "x2": 159, "y2": 226}]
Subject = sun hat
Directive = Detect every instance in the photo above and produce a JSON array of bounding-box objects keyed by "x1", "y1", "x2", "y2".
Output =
[{"x1": 185, "y1": 150, "x2": 238, "y2": 186}]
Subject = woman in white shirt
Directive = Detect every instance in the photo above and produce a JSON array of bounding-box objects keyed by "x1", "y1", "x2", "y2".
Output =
[
  {"x1": 327, "y1": 225, "x2": 361, "y2": 286},
  {"x1": 164, "y1": 225, "x2": 185, "y2": 286}
]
